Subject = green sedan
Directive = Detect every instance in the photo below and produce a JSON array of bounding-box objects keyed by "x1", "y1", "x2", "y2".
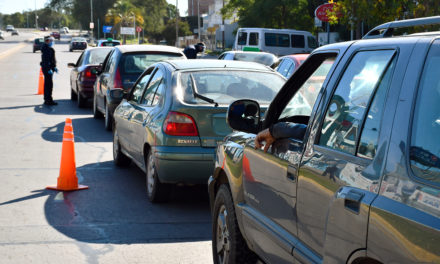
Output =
[{"x1": 112, "y1": 59, "x2": 286, "y2": 202}]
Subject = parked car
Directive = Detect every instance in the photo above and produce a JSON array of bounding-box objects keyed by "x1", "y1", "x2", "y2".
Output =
[
  {"x1": 273, "y1": 53, "x2": 309, "y2": 78},
  {"x1": 33, "y1": 37, "x2": 44, "y2": 53},
  {"x1": 208, "y1": 16, "x2": 440, "y2": 264},
  {"x1": 93, "y1": 45, "x2": 186, "y2": 130},
  {"x1": 50, "y1": 31, "x2": 60, "y2": 40},
  {"x1": 96, "y1": 39, "x2": 121, "y2": 47},
  {"x1": 218, "y1": 51, "x2": 277, "y2": 67},
  {"x1": 6, "y1": 25, "x2": 14, "y2": 32},
  {"x1": 68, "y1": 47, "x2": 113, "y2": 107},
  {"x1": 112, "y1": 59, "x2": 287, "y2": 202},
  {"x1": 11, "y1": 30, "x2": 19, "y2": 36},
  {"x1": 69, "y1": 37, "x2": 87, "y2": 52}
]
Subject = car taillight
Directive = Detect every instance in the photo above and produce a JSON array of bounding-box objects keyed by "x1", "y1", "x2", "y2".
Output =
[
  {"x1": 114, "y1": 68, "x2": 123, "y2": 89},
  {"x1": 80, "y1": 68, "x2": 93, "y2": 81},
  {"x1": 163, "y1": 111, "x2": 198, "y2": 136}
]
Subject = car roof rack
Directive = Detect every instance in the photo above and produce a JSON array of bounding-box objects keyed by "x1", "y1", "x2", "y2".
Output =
[{"x1": 363, "y1": 16, "x2": 440, "y2": 39}]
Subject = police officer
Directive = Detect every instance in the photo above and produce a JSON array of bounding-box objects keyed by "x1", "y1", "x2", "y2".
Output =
[
  {"x1": 41, "y1": 36, "x2": 58, "y2": 105},
  {"x1": 183, "y1": 42, "x2": 205, "y2": 59}
]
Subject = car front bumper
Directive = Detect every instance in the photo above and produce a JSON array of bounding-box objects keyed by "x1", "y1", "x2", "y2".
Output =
[{"x1": 154, "y1": 146, "x2": 215, "y2": 184}]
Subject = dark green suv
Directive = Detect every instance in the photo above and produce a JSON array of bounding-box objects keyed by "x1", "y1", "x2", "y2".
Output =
[{"x1": 209, "y1": 17, "x2": 440, "y2": 264}]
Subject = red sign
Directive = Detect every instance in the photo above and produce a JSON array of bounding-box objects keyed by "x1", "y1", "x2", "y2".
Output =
[
  {"x1": 315, "y1": 3, "x2": 341, "y2": 22},
  {"x1": 136, "y1": 26, "x2": 142, "y2": 33}
]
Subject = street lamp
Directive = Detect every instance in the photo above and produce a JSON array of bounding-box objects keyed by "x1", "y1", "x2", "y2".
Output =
[{"x1": 175, "y1": 0, "x2": 179, "y2": 47}]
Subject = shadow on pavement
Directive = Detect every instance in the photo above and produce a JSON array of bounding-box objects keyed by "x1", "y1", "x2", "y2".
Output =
[
  {"x1": 45, "y1": 161, "x2": 211, "y2": 243},
  {"x1": 34, "y1": 99, "x2": 92, "y2": 115},
  {"x1": 41, "y1": 116, "x2": 111, "y2": 143}
]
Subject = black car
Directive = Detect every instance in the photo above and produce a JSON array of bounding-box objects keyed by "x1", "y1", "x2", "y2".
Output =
[
  {"x1": 93, "y1": 45, "x2": 186, "y2": 130},
  {"x1": 33, "y1": 38, "x2": 44, "y2": 53},
  {"x1": 69, "y1": 37, "x2": 87, "y2": 52},
  {"x1": 208, "y1": 16, "x2": 440, "y2": 264}
]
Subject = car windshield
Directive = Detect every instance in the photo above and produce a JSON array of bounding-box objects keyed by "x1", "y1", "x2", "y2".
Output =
[
  {"x1": 178, "y1": 70, "x2": 286, "y2": 105},
  {"x1": 119, "y1": 52, "x2": 184, "y2": 74},
  {"x1": 35, "y1": 38, "x2": 43, "y2": 44},
  {"x1": 72, "y1": 38, "x2": 86, "y2": 42},
  {"x1": 85, "y1": 48, "x2": 112, "y2": 65},
  {"x1": 233, "y1": 53, "x2": 277, "y2": 66}
]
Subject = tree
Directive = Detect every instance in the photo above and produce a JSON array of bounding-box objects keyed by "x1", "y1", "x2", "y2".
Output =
[
  {"x1": 161, "y1": 19, "x2": 192, "y2": 46},
  {"x1": 221, "y1": 0, "x2": 313, "y2": 31},
  {"x1": 106, "y1": 0, "x2": 144, "y2": 43}
]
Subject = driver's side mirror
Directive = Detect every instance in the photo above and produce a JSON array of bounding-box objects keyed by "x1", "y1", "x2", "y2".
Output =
[
  {"x1": 227, "y1": 99, "x2": 261, "y2": 134},
  {"x1": 67, "y1": 63, "x2": 75, "y2": 68}
]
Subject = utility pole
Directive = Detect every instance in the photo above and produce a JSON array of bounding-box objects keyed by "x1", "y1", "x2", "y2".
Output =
[
  {"x1": 35, "y1": 0, "x2": 38, "y2": 29},
  {"x1": 197, "y1": 0, "x2": 200, "y2": 41},
  {"x1": 90, "y1": 0, "x2": 93, "y2": 41},
  {"x1": 222, "y1": 0, "x2": 225, "y2": 49},
  {"x1": 175, "y1": 0, "x2": 179, "y2": 47}
]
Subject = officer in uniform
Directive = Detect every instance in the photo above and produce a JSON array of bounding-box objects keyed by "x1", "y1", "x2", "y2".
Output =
[
  {"x1": 183, "y1": 42, "x2": 205, "y2": 59},
  {"x1": 40, "y1": 36, "x2": 58, "y2": 105}
]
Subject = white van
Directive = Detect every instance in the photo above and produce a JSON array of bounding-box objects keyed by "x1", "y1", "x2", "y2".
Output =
[{"x1": 233, "y1": 28, "x2": 318, "y2": 56}]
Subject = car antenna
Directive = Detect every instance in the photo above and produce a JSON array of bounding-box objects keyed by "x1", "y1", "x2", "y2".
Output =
[{"x1": 190, "y1": 74, "x2": 218, "y2": 107}]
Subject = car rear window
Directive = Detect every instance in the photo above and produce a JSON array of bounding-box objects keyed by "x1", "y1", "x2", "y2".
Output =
[
  {"x1": 119, "y1": 52, "x2": 184, "y2": 75},
  {"x1": 179, "y1": 70, "x2": 286, "y2": 105},
  {"x1": 233, "y1": 53, "x2": 277, "y2": 66},
  {"x1": 85, "y1": 48, "x2": 112, "y2": 65},
  {"x1": 72, "y1": 38, "x2": 86, "y2": 42},
  {"x1": 101, "y1": 41, "x2": 120, "y2": 47}
]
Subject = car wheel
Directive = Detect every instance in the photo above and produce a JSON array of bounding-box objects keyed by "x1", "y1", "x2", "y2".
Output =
[
  {"x1": 69, "y1": 49, "x2": 73, "y2": 52},
  {"x1": 145, "y1": 151, "x2": 171, "y2": 203},
  {"x1": 77, "y1": 90, "x2": 86, "y2": 108},
  {"x1": 93, "y1": 95, "x2": 103, "y2": 119},
  {"x1": 71, "y1": 88, "x2": 77, "y2": 101},
  {"x1": 33, "y1": 49, "x2": 35, "y2": 53},
  {"x1": 113, "y1": 128, "x2": 131, "y2": 167},
  {"x1": 104, "y1": 103, "x2": 113, "y2": 131},
  {"x1": 212, "y1": 185, "x2": 257, "y2": 264}
]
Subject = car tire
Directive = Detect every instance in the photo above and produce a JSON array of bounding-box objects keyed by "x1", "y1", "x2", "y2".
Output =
[
  {"x1": 33, "y1": 49, "x2": 35, "y2": 53},
  {"x1": 212, "y1": 185, "x2": 257, "y2": 264},
  {"x1": 113, "y1": 128, "x2": 131, "y2": 167},
  {"x1": 71, "y1": 88, "x2": 77, "y2": 101},
  {"x1": 104, "y1": 102, "x2": 113, "y2": 131},
  {"x1": 69, "y1": 49, "x2": 73, "y2": 52},
  {"x1": 77, "y1": 90, "x2": 86, "y2": 108},
  {"x1": 145, "y1": 151, "x2": 171, "y2": 203},
  {"x1": 93, "y1": 95, "x2": 103, "y2": 119}
]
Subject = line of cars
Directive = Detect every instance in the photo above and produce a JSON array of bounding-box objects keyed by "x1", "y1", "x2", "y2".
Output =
[{"x1": 68, "y1": 15, "x2": 440, "y2": 262}]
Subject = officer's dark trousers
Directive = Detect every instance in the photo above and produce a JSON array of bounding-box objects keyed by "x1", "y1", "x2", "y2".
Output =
[{"x1": 42, "y1": 70, "x2": 53, "y2": 103}]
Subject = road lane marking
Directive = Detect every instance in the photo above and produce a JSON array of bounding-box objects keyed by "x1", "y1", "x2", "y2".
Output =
[{"x1": 0, "y1": 42, "x2": 27, "y2": 60}]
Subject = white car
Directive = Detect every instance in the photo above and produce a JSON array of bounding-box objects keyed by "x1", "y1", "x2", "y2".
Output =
[{"x1": 6, "y1": 25, "x2": 14, "y2": 32}]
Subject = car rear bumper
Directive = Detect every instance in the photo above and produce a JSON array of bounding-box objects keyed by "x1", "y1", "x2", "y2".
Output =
[
  {"x1": 154, "y1": 146, "x2": 215, "y2": 184},
  {"x1": 78, "y1": 80, "x2": 96, "y2": 98}
]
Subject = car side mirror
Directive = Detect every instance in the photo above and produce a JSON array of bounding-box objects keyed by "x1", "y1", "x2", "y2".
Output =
[
  {"x1": 109, "y1": 89, "x2": 128, "y2": 100},
  {"x1": 67, "y1": 63, "x2": 75, "y2": 68},
  {"x1": 227, "y1": 99, "x2": 261, "y2": 134}
]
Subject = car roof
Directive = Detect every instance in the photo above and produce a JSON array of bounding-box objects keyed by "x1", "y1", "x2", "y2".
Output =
[
  {"x1": 223, "y1": 51, "x2": 276, "y2": 56},
  {"x1": 115, "y1": 44, "x2": 183, "y2": 54},
  {"x1": 164, "y1": 59, "x2": 273, "y2": 71},
  {"x1": 86, "y1": 47, "x2": 113, "y2": 51},
  {"x1": 279, "y1": 54, "x2": 309, "y2": 60}
]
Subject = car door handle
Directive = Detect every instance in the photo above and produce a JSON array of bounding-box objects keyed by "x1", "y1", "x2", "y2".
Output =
[
  {"x1": 344, "y1": 189, "x2": 364, "y2": 214},
  {"x1": 287, "y1": 165, "x2": 297, "y2": 182}
]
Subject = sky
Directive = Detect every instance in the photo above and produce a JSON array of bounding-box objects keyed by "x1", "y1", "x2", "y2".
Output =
[{"x1": 0, "y1": 0, "x2": 188, "y2": 16}]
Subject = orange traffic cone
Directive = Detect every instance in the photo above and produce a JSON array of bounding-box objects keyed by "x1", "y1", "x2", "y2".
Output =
[
  {"x1": 47, "y1": 118, "x2": 88, "y2": 191},
  {"x1": 37, "y1": 68, "x2": 44, "y2": 95}
]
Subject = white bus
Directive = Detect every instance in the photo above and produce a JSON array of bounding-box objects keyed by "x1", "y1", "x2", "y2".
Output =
[{"x1": 233, "y1": 28, "x2": 318, "y2": 56}]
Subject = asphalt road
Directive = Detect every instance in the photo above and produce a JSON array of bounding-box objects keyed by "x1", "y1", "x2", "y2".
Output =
[{"x1": 0, "y1": 32, "x2": 213, "y2": 264}]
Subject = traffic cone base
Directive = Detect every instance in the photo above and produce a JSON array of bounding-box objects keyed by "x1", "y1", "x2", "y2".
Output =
[{"x1": 46, "y1": 184, "x2": 89, "y2": 191}]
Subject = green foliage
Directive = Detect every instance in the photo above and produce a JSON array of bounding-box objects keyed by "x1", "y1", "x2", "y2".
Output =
[
  {"x1": 161, "y1": 19, "x2": 192, "y2": 46},
  {"x1": 222, "y1": 0, "x2": 313, "y2": 31}
]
